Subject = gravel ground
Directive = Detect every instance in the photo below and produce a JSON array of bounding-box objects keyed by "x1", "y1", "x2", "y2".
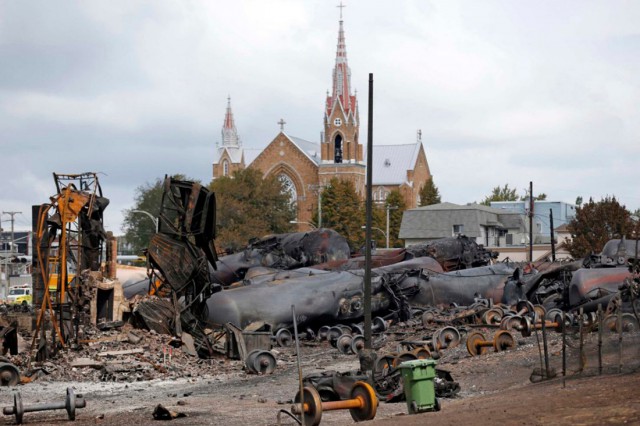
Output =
[{"x1": 1, "y1": 321, "x2": 639, "y2": 425}]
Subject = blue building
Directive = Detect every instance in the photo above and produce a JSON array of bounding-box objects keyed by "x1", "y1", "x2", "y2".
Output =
[{"x1": 490, "y1": 201, "x2": 576, "y2": 243}]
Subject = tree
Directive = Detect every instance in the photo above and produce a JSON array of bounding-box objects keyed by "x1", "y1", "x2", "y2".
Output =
[
  {"x1": 480, "y1": 184, "x2": 519, "y2": 206},
  {"x1": 523, "y1": 193, "x2": 547, "y2": 201},
  {"x1": 122, "y1": 174, "x2": 189, "y2": 255},
  {"x1": 418, "y1": 178, "x2": 441, "y2": 207},
  {"x1": 209, "y1": 168, "x2": 296, "y2": 253},
  {"x1": 320, "y1": 178, "x2": 365, "y2": 253},
  {"x1": 372, "y1": 190, "x2": 407, "y2": 248},
  {"x1": 480, "y1": 184, "x2": 547, "y2": 205},
  {"x1": 565, "y1": 196, "x2": 635, "y2": 258}
]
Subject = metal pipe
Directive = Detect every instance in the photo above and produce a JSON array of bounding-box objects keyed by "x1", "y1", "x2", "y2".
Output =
[
  {"x1": 541, "y1": 316, "x2": 551, "y2": 379},
  {"x1": 597, "y1": 304, "x2": 603, "y2": 375},
  {"x1": 579, "y1": 307, "x2": 584, "y2": 373},
  {"x1": 291, "y1": 305, "x2": 306, "y2": 426},
  {"x1": 618, "y1": 301, "x2": 623, "y2": 373},
  {"x1": 562, "y1": 310, "x2": 566, "y2": 387}
]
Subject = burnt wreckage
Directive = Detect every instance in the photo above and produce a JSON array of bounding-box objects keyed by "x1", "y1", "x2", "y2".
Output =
[
  {"x1": 523, "y1": 238, "x2": 639, "y2": 314},
  {"x1": 136, "y1": 178, "x2": 638, "y2": 361},
  {"x1": 134, "y1": 177, "x2": 354, "y2": 356},
  {"x1": 31, "y1": 172, "x2": 126, "y2": 360},
  {"x1": 134, "y1": 177, "x2": 503, "y2": 347}
]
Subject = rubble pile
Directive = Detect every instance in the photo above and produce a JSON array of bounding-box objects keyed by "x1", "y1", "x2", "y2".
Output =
[{"x1": 9, "y1": 323, "x2": 247, "y2": 383}]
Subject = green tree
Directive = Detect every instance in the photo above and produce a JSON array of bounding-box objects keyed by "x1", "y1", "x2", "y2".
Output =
[
  {"x1": 209, "y1": 168, "x2": 296, "y2": 253},
  {"x1": 122, "y1": 174, "x2": 189, "y2": 255},
  {"x1": 523, "y1": 193, "x2": 547, "y2": 201},
  {"x1": 480, "y1": 184, "x2": 519, "y2": 206},
  {"x1": 565, "y1": 196, "x2": 635, "y2": 258},
  {"x1": 372, "y1": 190, "x2": 406, "y2": 248},
  {"x1": 321, "y1": 178, "x2": 365, "y2": 253},
  {"x1": 418, "y1": 178, "x2": 441, "y2": 207}
]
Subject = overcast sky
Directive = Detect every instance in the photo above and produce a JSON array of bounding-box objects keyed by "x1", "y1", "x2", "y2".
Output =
[{"x1": 1, "y1": 1, "x2": 639, "y2": 234}]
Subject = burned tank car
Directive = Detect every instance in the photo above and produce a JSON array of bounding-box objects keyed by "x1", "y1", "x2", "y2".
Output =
[
  {"x1": 586, "y1": 238, "x2": 640, "y2": 268},
  {"x1": 206, "y1": 257, "x2": 444, "y2": 330},
  {"x1": 407, "y1": 263, "x2": 523, "y2": 308},
  {"x1": 568, "y1": 267, "x2": 632, "y2": 307},
  {"x1": 208, "y1": 228, "x2": 351, "y2": 287}
]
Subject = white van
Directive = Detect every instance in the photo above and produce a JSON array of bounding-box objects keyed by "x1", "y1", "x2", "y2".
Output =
[{"x1": 6, "y1": 286, "x2": 32, "y2": 305}]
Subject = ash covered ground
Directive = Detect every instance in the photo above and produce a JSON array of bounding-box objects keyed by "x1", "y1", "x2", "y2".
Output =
[{"x1": 2, "y1": 319, "x2": 639, "y2": 426}]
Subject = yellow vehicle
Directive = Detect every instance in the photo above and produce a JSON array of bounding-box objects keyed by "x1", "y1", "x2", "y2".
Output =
[
  {"x1": 47, "y1": 273, "x2": 76, "y2": 297},
  {"x1": 6, "y1": 285, "x2": 32, "y2": 305}
]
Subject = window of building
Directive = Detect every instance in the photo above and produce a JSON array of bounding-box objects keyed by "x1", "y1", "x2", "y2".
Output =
[
  {"x1": 334, "y1": 134, "x2": 343, "y2": 163},
  {"x1": 278, "y1": 173, "x2": 298, "y2": 208},
  {"x1": 222, "y1": 160, "x2": 229, "y2": 176},
  {"x1": 374, "y1": 187, "x2": 388, "y2": 202},
  {"x1": 452, "y1": 224, "x2": 464, "y2": 236},
  {"x1": 334, "y1": 118, "x2": 342, "y2": 126}
]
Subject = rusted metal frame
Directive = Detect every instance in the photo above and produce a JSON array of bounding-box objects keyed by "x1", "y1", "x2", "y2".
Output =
[
  {"x1": 55, "y1": 173, "x2": 103, "y2": 292},
  {"x1": 29, "y1": 204, "x2": 66, "y2": 356}
]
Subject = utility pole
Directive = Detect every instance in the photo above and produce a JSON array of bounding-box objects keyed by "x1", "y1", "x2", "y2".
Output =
[
  {"x1": 308, "y1": 184, "x2": 325, "y2": 228},
  {"x1": 2, "y1": 211, "x2": 21, "y2": 255},
  {"x1": 1, "y1": 211, "x2": 21, "y2": 299},
  {"x1": 364, "y1": 73, "x2": 374, "y2": 350},
  {"x1": 549, "y1": 209, "x2": 556, "y2": 262},
  {"x1": 528, "y1": 182, "x2": 533, "y2": 263}
]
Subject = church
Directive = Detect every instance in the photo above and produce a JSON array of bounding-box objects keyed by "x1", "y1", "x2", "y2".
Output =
[{"x1": 212, "y1": 14, "x2": 433, "y2": 229}]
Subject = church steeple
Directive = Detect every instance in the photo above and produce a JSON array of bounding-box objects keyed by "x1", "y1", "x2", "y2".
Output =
[
  {"x1": 322, "y1": 4, "x2": 361, "y2": 165},
  {"x1": 221, "y1": 96, "x2": 241, "y2": 148},
  {"x1": 326, "y1": 10, "x2": 357, "y2": 120}
]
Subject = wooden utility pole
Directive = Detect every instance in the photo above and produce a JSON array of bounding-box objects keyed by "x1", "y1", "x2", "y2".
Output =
[
  {"x1": 529, "y1": 182, "x2": 533, "y2": 263},
  {"x1": 549, "y1": 208, "x2": 556, "y2": 261},
  {"x1": 364, "y1": 73, "x2": 374, "y2": 349}
]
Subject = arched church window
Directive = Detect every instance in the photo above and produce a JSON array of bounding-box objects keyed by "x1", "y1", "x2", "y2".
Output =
[
  {"x1": 334, "y1": 134, "x2": 343, "y2": 164},
  {"x1": 374, "y1": 187, "x2": 388, "y2": 202},
  {"x1": 223, "y1": 160, "x2": 229, "y2": 176},
  {"x1": 278, "y1": 174, "x2": 298, "y2": 208}
]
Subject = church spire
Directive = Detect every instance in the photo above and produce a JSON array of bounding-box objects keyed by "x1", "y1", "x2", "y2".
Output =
[
  {"x1": 326, "y1": 4, "x2": 356, "y2": 118},
  {"x1": 321, "y1": 4, "x2": 361, "y2": 165},
  {"x1": 221, "y1": 96, "x2": 241, "y2": 147}
]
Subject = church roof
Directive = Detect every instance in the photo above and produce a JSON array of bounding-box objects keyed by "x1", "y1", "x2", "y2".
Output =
[
  {"x1": 213, "y1": 146, "x2": 243, "y2": 164},
  {"x1": 365, "y1": 142, "x2": 422, "y2": 186},
  {"x1": 288, "y1": 135, "x2": 322, "y2": 165},
  {"x1": 244, "y1": 134, "x2": 321, "y2": 167},
  {"x1": 244, "y1": 148, "x2": 262, "y2": 166}
]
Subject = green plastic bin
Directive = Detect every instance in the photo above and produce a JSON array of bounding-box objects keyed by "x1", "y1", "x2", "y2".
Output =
[{"x1": 398, "y1": 359, "x2": 439, "y2": 414}]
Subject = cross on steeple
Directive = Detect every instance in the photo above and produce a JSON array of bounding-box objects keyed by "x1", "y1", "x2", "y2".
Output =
[
  {"x1": 278, "y1": 118, "x2": 286, "y2": 131},
  {"x1": 337, "y1": 1, "x2": 346, "y2": 20}
]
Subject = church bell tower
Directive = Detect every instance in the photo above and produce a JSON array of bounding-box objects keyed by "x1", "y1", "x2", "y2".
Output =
[{"x1": 321, "y1": 6, "x2": 362, "y2": 165}]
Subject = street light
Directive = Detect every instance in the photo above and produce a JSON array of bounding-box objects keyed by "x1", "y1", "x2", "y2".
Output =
[
  {"x1": 290, "y1": 220, "x2": 316, "y2": 229},
  {"x1": 385, "y1": 205, "x2": 398, "y2": 250},
  {"x1": 361, "y1": 226, "x2": 387, "y2": 248},
  {"x1": 132, "y1": 210, "x2": 159, "y2": 230}
]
